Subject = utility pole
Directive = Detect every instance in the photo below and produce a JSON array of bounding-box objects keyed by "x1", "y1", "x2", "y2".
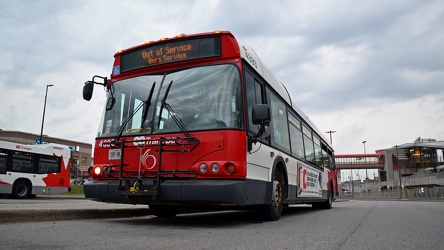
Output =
[
  {"x1": 325, "y1": 130, "x2": 336, "y2": 144},
  {"x1": 39, "y1": 84, "x2": 54, "y2": 144},
  {"x1": 395, "y1": 145, "x2": 402, "y2": 199},
  {"x1": 362, "y1": 140, "x2": 368, "y2": 190}
]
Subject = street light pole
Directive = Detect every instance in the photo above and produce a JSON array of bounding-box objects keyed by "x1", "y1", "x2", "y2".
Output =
[
  {"x1": 39, "y1": 84, "x2": 54, "y2": 144},
  {"x1": 325, "y1": 130, "x2": 336, "y2": 144},
  {"x1": 362, "y1": 140, "x2": 368, "y2": 182},
  {"x1": 395, "y1": 145, "x2": 402, "y2": 199},
  {"x1": 351, "y1": 169, "x2": 354, "y2": 198}
]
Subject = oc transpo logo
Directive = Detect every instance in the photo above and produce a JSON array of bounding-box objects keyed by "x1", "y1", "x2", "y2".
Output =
[
  {"x1": 133, "y1": 136, "x2": 157, "y2": 169},
  {"x1": 141, "y1": 149, "x2": 156, "y2": 169}
]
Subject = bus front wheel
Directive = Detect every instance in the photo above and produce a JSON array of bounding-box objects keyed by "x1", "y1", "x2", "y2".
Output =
[
  {"x1": 12, "y1": 180, "x2": 31, "y2": 199},
  {"x1": 256, "y1": 168, "x2": 285, "y2": 221}
]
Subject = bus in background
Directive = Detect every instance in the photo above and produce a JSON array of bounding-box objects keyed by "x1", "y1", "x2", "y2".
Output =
[
  {"x1": 82, "y1": 31, "x2": 338, "y2": 220},
  {"x1": 0, "y1": 140, "x2": 71, "y2": 198}
]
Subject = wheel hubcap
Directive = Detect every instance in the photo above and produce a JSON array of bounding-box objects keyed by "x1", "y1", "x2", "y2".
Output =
[
  {"x1": 272, "y1": 178, "x2": 283, "y2": 210},
  {"x1": 18, "y1": 185, "x2": 26, "y2": 196}
]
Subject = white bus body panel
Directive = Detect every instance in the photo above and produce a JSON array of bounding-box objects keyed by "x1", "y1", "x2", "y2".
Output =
[{"x1": 247, "y1": 141, "x2": 324, "y2": 198}]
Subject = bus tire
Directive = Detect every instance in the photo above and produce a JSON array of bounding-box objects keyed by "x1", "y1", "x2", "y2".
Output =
[
  {"x1": 149, "y1": 205, "x2": 180, "y2": 218},
  {"x1": 313, "y1": 189, "x2": 332, "y2": 209},
  {"x1": 256, "y1": 168, "x2": 285, "y2": 221},
  {"x1": 13, "y1": 180, "x2": 31, "y2": 199},
  {"x1": 322, "y1": 190, "x2": 333, "y2": 209}
]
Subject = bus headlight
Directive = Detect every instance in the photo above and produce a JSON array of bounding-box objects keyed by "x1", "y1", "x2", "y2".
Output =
[
  {"x1": 199, "y1": 163, "x2": 208, "y2": 173},
  {"x1": 211, "y1": 163, "x2": 220, "y2": 173},
  {"x1": 94, "y1": 167, "x2": 102, "y2": 176}
]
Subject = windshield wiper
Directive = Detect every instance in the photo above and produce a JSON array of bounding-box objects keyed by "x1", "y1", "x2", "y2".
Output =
[
  {"x1": 158, "y1": 80, "x2": 191, "y2": 138},
  {"x1": 113, "y1": 81, "x2": 156, "y2": 143},
  {"x1": 140, "y1": 82, "x2": 156, "y2": 128}
]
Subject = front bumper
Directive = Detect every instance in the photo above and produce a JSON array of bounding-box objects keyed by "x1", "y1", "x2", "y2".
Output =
[{"x1": 84, "y1": 178, "x2": 267, "y2": 206}]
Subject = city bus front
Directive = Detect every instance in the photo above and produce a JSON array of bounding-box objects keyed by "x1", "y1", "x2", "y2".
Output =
[{"x1": 83, "y1": 62, "x2": 252, "y2": 209}]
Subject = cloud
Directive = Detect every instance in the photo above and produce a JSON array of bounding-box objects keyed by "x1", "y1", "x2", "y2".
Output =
[{"x1": 1, "y1": 0, "x2": 443, "y2": 163}]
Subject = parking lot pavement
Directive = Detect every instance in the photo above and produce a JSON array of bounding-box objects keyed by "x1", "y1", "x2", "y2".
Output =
[{"x1": 0, "y1": 194, "x2": 351, "y2": 224}]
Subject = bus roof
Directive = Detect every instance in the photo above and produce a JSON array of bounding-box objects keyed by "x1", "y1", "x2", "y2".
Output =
[{"x1": 0, "y1": 140, "x2": 71, "y2": 158}]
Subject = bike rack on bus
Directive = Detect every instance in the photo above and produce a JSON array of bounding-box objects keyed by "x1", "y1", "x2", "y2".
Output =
[{"x1": 102, "y1": 136, "x2": 200, "y2": 197}]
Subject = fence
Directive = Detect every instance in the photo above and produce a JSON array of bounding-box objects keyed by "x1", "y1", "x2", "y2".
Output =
[{"x1": 340, "y1": 186, "x2": 444, "y2": 200}]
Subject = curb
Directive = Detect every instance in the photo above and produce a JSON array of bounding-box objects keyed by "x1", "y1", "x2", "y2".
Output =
[
  {"x1": 36, "y1": 195, "x2": 86, "y2": 199},
  {"x1": 334, "y1": 199, "x2": 349, "y2": 202},
  {"x1": 0, "y1": 208, "x2": 152, "y2": 224}
]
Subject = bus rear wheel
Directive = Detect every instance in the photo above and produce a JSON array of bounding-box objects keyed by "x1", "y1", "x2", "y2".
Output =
[
  {"x1": 323, "y1": 190, "x2": 333, "y2": 209},
  {"x1": 13, "y1": 180, "x2": 31, "y2": 199},
  {"x1": 256, "y1": 168, "x2": 285, "y2": 221},
  {"x1": 313, "y1": 189, "x2": 333, "y2": 209}
]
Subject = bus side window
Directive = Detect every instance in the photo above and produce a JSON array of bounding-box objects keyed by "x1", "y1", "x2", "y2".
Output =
[
  {"x1": 39, "y1": 165, "x2": 47, "y2": 174},
  {"x1": 288, "y1": 113, "x2": 305, "y2": 160},
  {"x1": 245, "y1": 70, "x2": 263, "y2": 135},
  {"x1": 322, "y1": 144, "x2": 334, "y2": 169},
  {"x1": 0, "y1": 157, "x2": 6, "y2": 174},
  {"x1": 268, "y1": 90, "x2": 290, "y2": 153},
  {"x1": 39, "y1": 157, "x2": 60, "y2": 174},
  {"x1": 314, "y1": 135, "x2": 323, "y2": 169},
  {"x1": 11, "y1": 152, "x2": 35, "y2": 173},
  {"x1": 302, "y1": 125, "x2": 315, "y2": 165},
  {"x1": 0, "y1": 149, "x2": 6, "y2": 174}
]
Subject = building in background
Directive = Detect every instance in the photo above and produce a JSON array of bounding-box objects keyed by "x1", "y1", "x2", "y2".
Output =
[
  {"x1": 337, "y1": 137, "x2": 444, "y2": 199},
  {"x1": 0, "y1": 129, "x2": 93, "y2": 181}
]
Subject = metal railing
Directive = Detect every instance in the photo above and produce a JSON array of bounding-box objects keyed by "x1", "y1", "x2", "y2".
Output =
[{"x1": 340, "y1": 186, "x2": 444, "y2": 200}]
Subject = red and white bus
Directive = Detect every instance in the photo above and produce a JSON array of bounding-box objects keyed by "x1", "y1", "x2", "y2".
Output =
[
  {"x1": 83, "y1": 31, "x2": 338, "y2": 220},
  {"x1": 0, "y1": 140, "x2": 71, "y2": 198}
]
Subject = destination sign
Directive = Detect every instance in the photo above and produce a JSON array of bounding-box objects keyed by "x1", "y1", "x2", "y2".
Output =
[{"x1": 120, "y1": 36, "x2": 221, "y2": 73}]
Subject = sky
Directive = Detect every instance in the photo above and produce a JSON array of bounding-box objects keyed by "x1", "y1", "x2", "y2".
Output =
[{"x1": 1, "y1": 0, "x2": 444, "y2": 180}]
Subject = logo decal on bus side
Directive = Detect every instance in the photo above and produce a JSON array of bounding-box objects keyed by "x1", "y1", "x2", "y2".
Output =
[
  {"x1": 15, "y1": 145, "x2": 33, "y2": 151},
  {"x1": 298, "y1": 162, "x2": 322, "y2": 197},
  {"x1": 242, "y1": 46, "x2": 257, "y2": 69},
  {"x1": 141, "y1": 149, "x2": 156, "y2": 169},
  {"x1": 99, "y1": 139, "x2": 114, "y2": 148},
  {"x1": 133, "y1": 136, "x2": 160, "y2": 146}
]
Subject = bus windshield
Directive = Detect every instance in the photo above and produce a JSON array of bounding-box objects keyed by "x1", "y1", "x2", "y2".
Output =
[{"x1": 97, "y1": 64, "x2": 243, "y2": 137}]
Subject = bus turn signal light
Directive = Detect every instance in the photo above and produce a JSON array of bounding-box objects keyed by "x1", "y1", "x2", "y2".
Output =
[{"x1": 225, "y1": 162, "x2": 236, "y2": 174}]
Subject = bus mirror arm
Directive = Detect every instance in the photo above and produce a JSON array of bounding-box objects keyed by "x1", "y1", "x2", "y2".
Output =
[
  {"x1": 249, "y1": 124, "x2": 270, "y2": 143},
  {"x1": 83, "y1": 75, "x2": 109, "y2": 101}
]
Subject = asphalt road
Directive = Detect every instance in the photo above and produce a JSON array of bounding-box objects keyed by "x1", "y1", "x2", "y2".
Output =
[
  {"x1": 1, "y1": 199, "x2": 443, "y2": 250},
  {"x1": 0, "y1": 195, "x2": 347, "y2": 224}
]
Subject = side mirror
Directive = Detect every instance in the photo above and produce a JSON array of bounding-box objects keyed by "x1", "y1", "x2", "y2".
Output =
[
  {"x1": 252, "y1": 104, "x2": 270, "y2": 125},
  {"x1": 248, "y1": 104, "x2": 271, "y2": 151},
  {"x1": 83, "y1": 76, "x2": 109, "y2": 101},
  {"x1": 106, "y1": 96, "x2": 116, "y2": 111},
  {"x1": 83, "y1": 81, "x2": 94, "y2": 101}
]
